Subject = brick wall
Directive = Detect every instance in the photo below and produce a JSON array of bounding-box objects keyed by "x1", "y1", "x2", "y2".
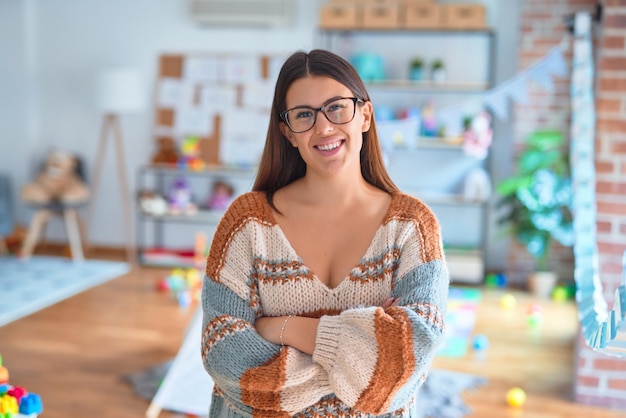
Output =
[
  {"x1": 574, "y1": 0, "x2": 626, "y2": 409},
  {"x1": 516, "y1": 0, "x2": 626, "y2": 410}
]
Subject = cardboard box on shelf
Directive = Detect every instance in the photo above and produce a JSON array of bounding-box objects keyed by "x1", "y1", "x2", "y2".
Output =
[
  {"x1": 362, "y1": 3, "x2": 401, "y2": 29},
  {"x1": 440, "y1": 4, "x2": 486, "y2": 30},
  {"x1": 319, "y1": 3, "x2": 361, "y2": 29},
  {"x1": 404, "y1": 3, "x2": 440, "y2": 29}
]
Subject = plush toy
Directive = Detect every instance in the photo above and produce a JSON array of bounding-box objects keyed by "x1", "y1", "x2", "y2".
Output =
[
  {"x1": 168, "y1": 177, "x2": 197, "y2": 215},
  {"x1": 463, "y1": 112, "x2": 493, "y2": 160},
  {"x1": 206, "y1": 180, "x2": 234, "y2": 210},
  {"x1": 21, "y1": 151, "x2": 90, "y2": 205},
  {"x1": 151, "y1": 136, "x2": 179, "y2": 165}
]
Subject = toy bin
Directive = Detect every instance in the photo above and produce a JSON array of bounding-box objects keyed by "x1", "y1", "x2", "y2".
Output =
[
  {"x1": 319, "y1": 2, "x2": 361, "y2": 29},
  {"x1": 440, "y1": 4, "x2": 486, "y2": 30},
  {"x1": 361, "y1": 2, "x2": 401, "y2": 29},
  {"x1": 404, "y1": 3, "x2": 440, "y2": 29}
]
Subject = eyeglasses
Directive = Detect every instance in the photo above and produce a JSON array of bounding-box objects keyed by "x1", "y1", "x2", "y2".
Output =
[{"x1": 280, "y1": 97, "x2": 364, "y2": 133}]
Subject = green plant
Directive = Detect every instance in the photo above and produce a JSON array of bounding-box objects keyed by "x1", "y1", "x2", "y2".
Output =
[
  {"x1": 496, "y1": 130, "x2": 574, "y2": 271},
  {"x1": 431, "y1": 59, "x2": 444, "y2": 70},
  {"x1": 410, "y1": 58, "x2": 423, "y2": 69}
]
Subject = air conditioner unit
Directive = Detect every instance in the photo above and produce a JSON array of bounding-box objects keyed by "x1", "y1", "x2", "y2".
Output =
[{"x1": 189, "y1": 0, "x2": 293, "y2": 27}]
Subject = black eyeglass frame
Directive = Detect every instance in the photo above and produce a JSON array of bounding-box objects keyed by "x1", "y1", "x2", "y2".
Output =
[{"x1": 280, "y1": 97, "x2": 365, "y2": 133}]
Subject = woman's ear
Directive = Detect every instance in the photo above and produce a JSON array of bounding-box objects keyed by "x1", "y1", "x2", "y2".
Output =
[
  {"x1": 361, "y1": 101, "x2": 373, "y2": 133},
  {"x1": 279, "y1": 122, "x2": 297, "y2": 147}
]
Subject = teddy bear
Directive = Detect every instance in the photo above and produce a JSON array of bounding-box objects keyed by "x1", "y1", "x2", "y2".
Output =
[
  {"x1": 151, "y1": 136, "x2": 179, "y2": 165},
  {"x1": 21, "y1": 151, "x2": 90, "y2": 205}
]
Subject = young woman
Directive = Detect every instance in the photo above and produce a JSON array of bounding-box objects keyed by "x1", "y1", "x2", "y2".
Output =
[{"x1": 201, "y1": 49, "x2": 449, "y2": 417}]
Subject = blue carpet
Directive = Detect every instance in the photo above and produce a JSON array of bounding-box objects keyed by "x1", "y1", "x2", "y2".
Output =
[{"x1": 0, "y1": 256, "x2": 129, "y2": 327}]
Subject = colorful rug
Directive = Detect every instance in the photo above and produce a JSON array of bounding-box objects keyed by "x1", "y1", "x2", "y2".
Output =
[
  {"x1": 438, "y1": 287, "x2": 482, "y2": 357},
  {"x1": 0, "y1": 255, "x2": 129, "y2": 327}
]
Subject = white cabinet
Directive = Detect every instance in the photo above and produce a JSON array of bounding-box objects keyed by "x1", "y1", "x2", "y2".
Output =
[{"x1": 135, "y1": 165, "x2": 255, "y2": 267}]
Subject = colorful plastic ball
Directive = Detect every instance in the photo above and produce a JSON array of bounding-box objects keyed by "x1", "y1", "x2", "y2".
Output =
[
  {"x1": 500, "y1": 293, "x2": 517, "y2": 310},
  {"x1": 552, "y1": 286, "x2": 568, "y2": 302},
  {"x1": 496, "y1": 273, "x2": 507, "y2": 287},
  {"x1": 484, "y1": 273, "x2": 498, "y2": 288},
  {"x1": 506, "y1": 387, "x2": 527, "y2": 407},
  {"x1": 472, "y1": 334, "x2": 489, "y2": 350},
  {"x1": 527, "y1": 312, "x2": 542, "y2": 328}
]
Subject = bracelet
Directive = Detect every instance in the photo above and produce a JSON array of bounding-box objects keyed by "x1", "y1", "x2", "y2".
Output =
[{"x1": 279, "y1": 315, "x2": 293, "y2": 347}]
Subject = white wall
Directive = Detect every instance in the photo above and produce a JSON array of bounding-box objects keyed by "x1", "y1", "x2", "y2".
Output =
[{"x1": 2, "y1": 0, "x2": 519, "y2": 271}]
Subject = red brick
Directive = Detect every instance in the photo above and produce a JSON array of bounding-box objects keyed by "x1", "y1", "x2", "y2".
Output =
[
  {"x1": 604, "y1": 14, "x2": 626, "y2": 29},
  {"x1": 596, "y1": 98, "x2": 622, "y2": 113},
  {"x1": 597, "y1": 240, "x2": 626, "y2": 255},
  {"x1": 611, "y1": 140, "x2": 626, "y2": 153},
  {"x1": 600, "y1": 261, "x2": 625, "y2": 275},
  {"x1": 594, "y1": 358, "x2": 626, "y2": 371},
  {"x1": 600, "y1": 57, "x2": 626, "y2": 71},
  {"x1": 596, "y1": 161, "x2": 615, "y2": 174},
  {"x1": 597, "y1": 118, "x2": 626, "y2": 134},
  {"x1": 609, "y1": 378, "x2": 626, "y2": 391},
  {"x1": 577, "y1": 375, "x2": 600, "y2": 387},
  {"x1": 620, "y1": 224, "x2": 626, "y2": 235},
  {"x1": 596, "y1": 180, "x2": 626, "y2": 195},
  {"x1": 602, "y1": 35, "x2": 626, "y2": 50},
  {"x1": 597, "y1": 220, "x2": 613, "y2": 234},
  {"x1": 604, "y1": 0, "x2": 626, "y2": 6},
  {"x1": 599, "y1": 78, "x2": 626, "y2": 92}
]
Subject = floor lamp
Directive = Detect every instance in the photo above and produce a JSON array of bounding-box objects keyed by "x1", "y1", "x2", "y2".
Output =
[{"x1": 88, "y1": 69, "x2": 146, "y2": 263}]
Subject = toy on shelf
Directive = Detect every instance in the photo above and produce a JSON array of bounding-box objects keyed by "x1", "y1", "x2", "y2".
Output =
[
  {"x1": 151, "y1": 136, "x2": 179, "y2": 166},
  {"x1": 206, "y1": 180, "x2": 234, "y2": 211},
  {"x1": 463, "y1": 111, "x2": 493, "y2": 160},
  {"x1": 179, "y1": 136, "x2": 205, "y2": 171},
  {"x1": 420, "y1": 100, "x2": 439, "y2": 137},
  {"x1": 138, "y1": 190, "x2": 168, "y2": 216},
  {"x1": 168, "y1": 177, "x2": 197, "y2": 216},
  {"x1": 0, "y1": 355, "x2": 43, "y2": 417}
]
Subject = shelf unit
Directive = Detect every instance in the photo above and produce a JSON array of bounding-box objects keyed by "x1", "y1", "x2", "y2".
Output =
[
  {"x1": 319, "y1": 27, "x2": 496, "y2": 284},
  {"x1": 135, "y1": 164, "x2": 255, "y2": 268}
]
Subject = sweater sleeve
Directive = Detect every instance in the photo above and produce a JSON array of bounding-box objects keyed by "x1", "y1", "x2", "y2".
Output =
[
  {"x1": 311, "y1": 202, "x2": 450, "y2": 415},
  {"x1": 200, "y1": 195, "x2": 333, "y2": 416}
]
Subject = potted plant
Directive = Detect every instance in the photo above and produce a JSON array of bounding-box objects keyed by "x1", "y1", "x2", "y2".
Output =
[
  {"x1": 431, "y1": 59, "x2": 446, "y2": 82},
  {"x1": 496, "y1": 130, "x2": 574, "y2": 297},
  {"x1": 409, "y1": 58, "x2": 424, "y2": 81}
]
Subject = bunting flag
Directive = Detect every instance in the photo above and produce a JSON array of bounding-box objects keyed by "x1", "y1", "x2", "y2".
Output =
[
  {"x1": 439, "y1": 43, "x2": 569, "y2": 124},
  {"x1": 569, "y1": 12, "x2": 626, "y2": 357}
]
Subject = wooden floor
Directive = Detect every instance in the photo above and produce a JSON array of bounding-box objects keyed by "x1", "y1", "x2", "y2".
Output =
[{"x1": 0, "y1": 253, "x2": 624, "y2": 418}]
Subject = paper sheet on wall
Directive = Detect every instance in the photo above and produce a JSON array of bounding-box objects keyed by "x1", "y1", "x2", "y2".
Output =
[
  {"x1": 199, "y1": 85, "x2": 238, "y2": 109},
  {"x1": 220, "y1": 109, "x2": 267, "y2": 166},
  {"x1": 242, "y1": 80, "x2": 275, "y2": 109},
  {"x1": 158, "y1": 78, "x2": 184, "y2": 108},
  {"x1": 183, "y1": 56, "x2": 220, "y2": 83},
  {"x1": 223, "y1": 56, "x2": 261, "y2": 83},
  {"x1": 175, "y1": 105, "x2": 214, "y2": 136}
]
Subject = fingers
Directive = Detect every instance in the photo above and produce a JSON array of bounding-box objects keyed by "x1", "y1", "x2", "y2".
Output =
[{"x1": 381, "y1": 297, "x2": 401, "y2": 308}]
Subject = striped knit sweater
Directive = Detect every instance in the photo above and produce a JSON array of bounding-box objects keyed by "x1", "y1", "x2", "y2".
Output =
[{"x1": 201, "y1": 191, "x2": 449, "y2": 417}]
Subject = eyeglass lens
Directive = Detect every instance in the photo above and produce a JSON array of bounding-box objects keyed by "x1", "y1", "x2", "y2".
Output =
[{"x1": 284, "y1": 98, "x2": 357, "y2": 133}]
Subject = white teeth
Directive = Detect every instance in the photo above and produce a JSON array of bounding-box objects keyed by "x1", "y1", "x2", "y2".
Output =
[{"x1": 318, "y1": 141, "x2": 341, "y2": 151}]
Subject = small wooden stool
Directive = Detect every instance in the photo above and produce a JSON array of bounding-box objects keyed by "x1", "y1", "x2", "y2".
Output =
[{"x1": 20, "y1": 201, "x2": 88, "y2": 261}]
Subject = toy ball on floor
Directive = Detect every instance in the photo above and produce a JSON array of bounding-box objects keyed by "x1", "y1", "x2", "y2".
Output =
[
  {"x1": 500, "y1": 293, "x2": 517, "y2": 310},
  {"x1": 472, "y1": 334, "x2": 489, "y2": 350},
  {"x1": 506, "y1": 387, "x2": 526, "y2": 407}
]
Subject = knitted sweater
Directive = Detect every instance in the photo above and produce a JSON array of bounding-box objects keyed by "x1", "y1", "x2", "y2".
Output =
[{"x1": 201, "y1": 191, "x2": 449, "y2": 417}]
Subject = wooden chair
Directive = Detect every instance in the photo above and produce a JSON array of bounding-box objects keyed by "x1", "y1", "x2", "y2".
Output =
[{"x1": 20, "y1": 155, "x2": 89, "y2": 262}]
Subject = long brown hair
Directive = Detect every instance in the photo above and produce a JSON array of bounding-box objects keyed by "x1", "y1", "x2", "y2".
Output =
[{"x1": 252, "y1": 49, "x2": 398, "y2": 209}]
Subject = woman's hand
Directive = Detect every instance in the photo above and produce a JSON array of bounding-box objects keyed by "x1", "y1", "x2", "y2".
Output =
[
  {"x1": 255, "y1": 316, "x2": 284, "y2": 345},
  {"x1": 381, "y1": 297, "x2": 401, "y2": 309}
]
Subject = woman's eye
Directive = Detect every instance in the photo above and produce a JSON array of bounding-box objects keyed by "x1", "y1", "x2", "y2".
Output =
[
  {"x1": 327, "y1": 103, "x2": 345, "y2": 112},
  {"x1": 295, "y1": 110, "x2": 313, "y2": 119}
]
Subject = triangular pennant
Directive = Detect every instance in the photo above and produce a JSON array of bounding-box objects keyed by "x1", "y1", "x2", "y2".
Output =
[
  {"x1": 529, "y1": 60, "x2": 555, "y2": 92},
  {"x1": 483, "y1": 88, "x2": 509, "y2": 120},
  {"x1": 547, "y1": 46, "x2": 568, "y2": 78},
  {"x1": 507, "y1": 74, "x2": 530, "y2": 105}
]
